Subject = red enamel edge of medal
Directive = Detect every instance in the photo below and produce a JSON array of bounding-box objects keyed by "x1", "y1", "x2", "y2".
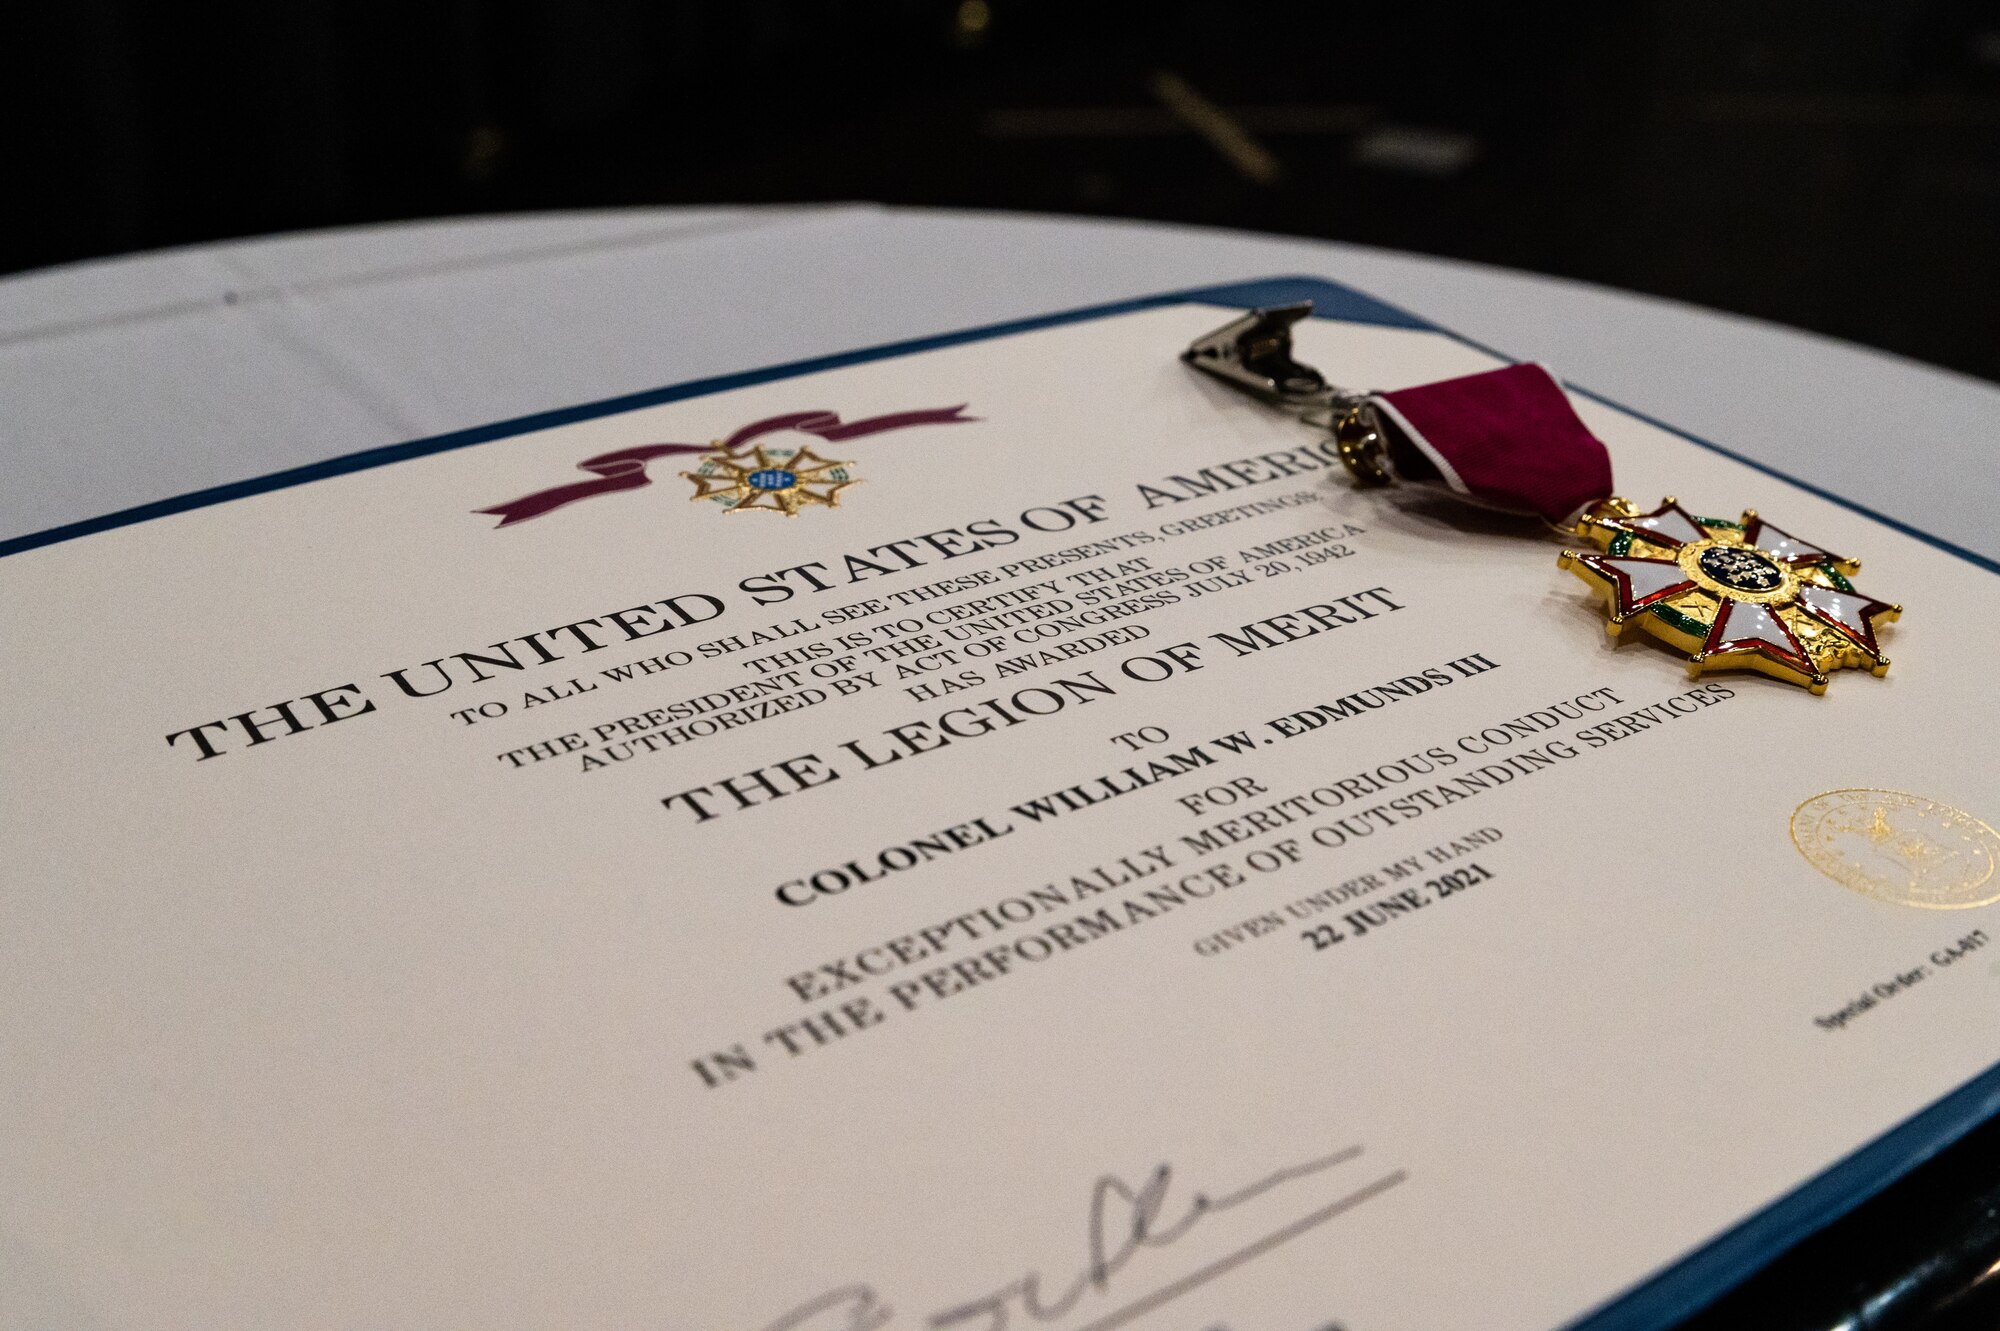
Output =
[
  {"x1": 1567, "y1": 553, "x2": 1695, "y2": 617},
  {"x1": 1742, "y1": 514, "x2": 1848, "y2": 566},
  {"x1": 1792, "y1": 584, "x2": 1896, "y2": 656},
  {"x1": 1598, "y1": 500, "x2": 1711, "y2": 549},
  {"x1": 1700, "y1": 598, "x2": 1818, "y2": 676}
]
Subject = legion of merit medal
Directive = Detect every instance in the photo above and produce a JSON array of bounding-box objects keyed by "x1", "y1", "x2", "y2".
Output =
[
  {"x1": 1559, "y1": 500, "x2": 1896, "y2": 693},
  {"x1": 1184, "y1": 303, "x2": 1901, "y2": 694}
]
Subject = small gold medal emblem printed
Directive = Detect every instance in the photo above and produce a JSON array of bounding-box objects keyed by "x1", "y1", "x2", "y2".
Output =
[{"x1": 683, "y1": 444, "x2": 857, "y2": 516}]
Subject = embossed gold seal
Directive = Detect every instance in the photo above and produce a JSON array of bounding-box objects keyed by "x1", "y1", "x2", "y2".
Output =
[{"x1": 1791, "y1": 790, "x2": 2000, "y2": 908}]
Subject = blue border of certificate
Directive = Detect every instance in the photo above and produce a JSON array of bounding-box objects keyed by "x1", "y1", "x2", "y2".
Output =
[
  {"x1": 4, "y1": 273, "x2": 1996, "y2": 1330},
  {"x1": 5, "y1": 273, "x2": 1996, "y2": 579}
]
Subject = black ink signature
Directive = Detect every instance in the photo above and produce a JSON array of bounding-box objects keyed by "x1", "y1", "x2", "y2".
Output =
[
  {"x1": 763, "y1": 1285, "x2": 895, "y2": 1331},
  {"x1": 759, "y1": 1144, "x2": 1404, "y2": 1331}
]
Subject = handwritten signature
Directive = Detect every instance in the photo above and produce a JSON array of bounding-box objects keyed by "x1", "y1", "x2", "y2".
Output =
[{"x1": 760, "y1": 1144, "x2": 1404, "y2": 1331}]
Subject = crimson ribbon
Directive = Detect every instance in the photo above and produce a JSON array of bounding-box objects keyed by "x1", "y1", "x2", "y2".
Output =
[
  {"x1": 1369, "y1": 364, "x2": 1614, "y2": 526},
  {"x1": 476, "y1": 405, "x2": 977, "y2": 527}
]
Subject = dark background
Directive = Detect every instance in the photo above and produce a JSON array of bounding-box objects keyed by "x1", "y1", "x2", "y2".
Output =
[{"x1": 6, "y1": 1, "x2": 2000, "y2": 382}]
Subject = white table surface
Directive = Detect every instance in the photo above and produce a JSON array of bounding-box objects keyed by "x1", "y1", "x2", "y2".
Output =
[{"x1": 3, "y1": 204, "x2": 1995, "y2": 564}]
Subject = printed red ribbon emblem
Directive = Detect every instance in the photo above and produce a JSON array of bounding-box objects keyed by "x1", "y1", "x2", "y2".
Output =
[{"x1": 476, "y1": 405, "x2": 977, "y2": 527}]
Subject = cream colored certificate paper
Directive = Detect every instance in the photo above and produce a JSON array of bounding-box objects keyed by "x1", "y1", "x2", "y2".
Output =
[{"x1": 4, "y1": 293, "x2": 1998, "y2": 1331}]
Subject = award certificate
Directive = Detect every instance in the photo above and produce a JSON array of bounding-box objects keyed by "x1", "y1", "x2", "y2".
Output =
[{"x1": 3, "y1": 278, "x2": 1997, "y2": 1331}]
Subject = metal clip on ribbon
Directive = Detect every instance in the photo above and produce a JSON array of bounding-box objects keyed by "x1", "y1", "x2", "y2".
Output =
[
  {"x1": 1183, "y1": 301, "x2": 1615, "y2": 529},
  {"x1": 1180, "y1": 303, "x2": 1334, "y2": 406}
]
